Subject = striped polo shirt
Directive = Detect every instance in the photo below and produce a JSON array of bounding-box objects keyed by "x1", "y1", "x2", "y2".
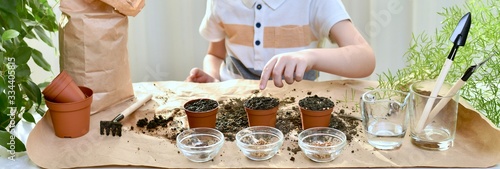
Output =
[{"x1": 199, "y1": 0, "x2": 350, "y2": 81}]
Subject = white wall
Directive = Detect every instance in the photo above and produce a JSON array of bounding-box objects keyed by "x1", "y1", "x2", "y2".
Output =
[
  {"x1": 31, "y1": 0, "x2": 467, "y2": 84},
  {"x1": 127, "y1": 1, "x2": 207, "y2": 82}
]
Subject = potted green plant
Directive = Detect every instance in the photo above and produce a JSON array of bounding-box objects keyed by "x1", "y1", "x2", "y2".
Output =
[
  {"x1": 377, "y1": 0, "x2": 499, "y2": 127},
  {"x1": 1, "y1": 0, "x2": 58, "y2": 152}
]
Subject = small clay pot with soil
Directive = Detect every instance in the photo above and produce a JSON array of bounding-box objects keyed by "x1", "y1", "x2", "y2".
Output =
[
  {"x1": 184, "y1": 98, "x2": 219, "y2": 128},
  {"x1": 299, "y1": 95, "x2": 334, "y2": 130},
  {"x1": 244, "y1": 96, "x2": 279, "y2": 127}
]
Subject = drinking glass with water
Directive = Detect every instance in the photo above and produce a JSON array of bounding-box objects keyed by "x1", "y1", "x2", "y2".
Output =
[{"x1": 360, "y1": 89, "x2": 410, "y2": 150}]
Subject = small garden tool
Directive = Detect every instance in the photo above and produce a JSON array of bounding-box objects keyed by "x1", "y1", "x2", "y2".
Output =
[
  {"x1": 100, "y1": 94, "x2": 153, "y2": 136},
  {"x1": 417, "y1": 12, "x2": 471, "y2": 132},
  {"x1": 424, "y1": 54, "x2": 494, "y2": 126}
]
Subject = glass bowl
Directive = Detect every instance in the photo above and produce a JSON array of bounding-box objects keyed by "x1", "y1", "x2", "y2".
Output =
[
  {"x1": 298, "y1": 127, "x2": 347, "y2": 162},
  {"x1": 176, "y1": 127, "x2": 224, "y2": 162},
  {"x1": 236, "y1": 126, "x2": 284, "y2": 161}
]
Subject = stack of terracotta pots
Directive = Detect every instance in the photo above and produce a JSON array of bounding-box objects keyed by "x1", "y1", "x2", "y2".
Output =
[{"x1": 42, "y1": 71, "x2": 93, "y2": 138}]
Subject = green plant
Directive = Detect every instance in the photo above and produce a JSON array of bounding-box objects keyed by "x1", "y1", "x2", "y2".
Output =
[
  {"x1": 0, "y1": 0, "x2": 58, "y2": 152},
  {"x1": 378, "y1": 0, "x2": 499, "y2": 127}
]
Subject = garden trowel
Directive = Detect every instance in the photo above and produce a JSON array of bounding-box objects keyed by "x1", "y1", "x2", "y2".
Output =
[
  {"x1": 425, "y1": 54, "x2": 494, "y2": 126},
  {"x1": 416, "y1": 12, "x2": 472, "y2": 132}
]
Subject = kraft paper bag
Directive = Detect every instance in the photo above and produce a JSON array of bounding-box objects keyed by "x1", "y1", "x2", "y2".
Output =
[
  {"x1": 59, "y1": 0, "x2": 141, "y2": 114},
  {"x1": 100, "y1": 0, "x2": 145, "y2": 16}
]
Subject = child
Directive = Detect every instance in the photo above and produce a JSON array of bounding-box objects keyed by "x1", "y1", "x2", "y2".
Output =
[{"x1": 186, "y1": 0, "x2": 375, "y2": 90}]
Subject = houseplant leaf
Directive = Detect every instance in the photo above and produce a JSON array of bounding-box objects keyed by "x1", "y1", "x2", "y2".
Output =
[
  {"x1": 0, "y1": 112, "x2": 9, "y2": 129},
  {"x1": 36, "y1": 106, "x2": 46, "y2": 117},
  {"x1": 24, "y1": 100, "x2": 33, "y2": 115},
  {"x1": 0, "y1": 76, "x2": 6, "y2": 94},
  {"x1": 0, "y1": 9, "x2": 22, "y2": 31},
  {"x1": 31, "y1": 49, "x2": 51, "y2": 71},
  {"x1": 0, "y1": 92, "x2": 7, "y2": 113},
  {"x1": 0, "y1": 77, "x2": 6, "y2": 113},
  {"x1": 15, "y1": 64, "x2": 31, "y2": 80},
  {"x1": 27, "y1": 0, "x2": 42, "y2": 17},
  {"x1": 22, "y1": 112, "x2": 35, "y2": 123},
  {"x1": 34, "y1": 26, "x2": 54, "y2": 47},
  {"x1": 1, "y1": 29, "x2": 20, "y2": 41},
  {"x1": 14, "y1": 84, "x2": 24, "y2": 113},
  {"x1": 38, "y1": 81, "x2": 50, "y2": 89},
  {"x1": 14, "y1": 46, "x2": 32, "y2": 65},
  {"x1": 25, "y1": 27, "x2": 38, "y2": 39},
  {"x1": 1, "y1": 0, "x2": 58, "y2": 153},
  {"x1": 15, "y1": 1, "x2": 27, "y2": 19},
  {"x1": 31, "y1": 0, "x2": 58, "y2": 31},
  {"x1": 21, "y1": 80, "x2": 42, "y2": 106},
  {"x1": 0, "y1": 109, "x2": 20, "y2": 130},
  {"x1": 0, "y1": 130, "x2": 26, "y2": 152},
  {"x1": 0, "y1": 0, "x2": 18, "y2": 16}
]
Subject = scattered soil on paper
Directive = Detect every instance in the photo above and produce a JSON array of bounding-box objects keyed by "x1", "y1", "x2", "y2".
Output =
[
  {"x1": 331, "y1": 109, "x2": 361, "y2": 142},
  {"x1": 134, "y1": 108, "x2": 187, "y2": 141},
  {"x1": 215, "y1": 98, "x2": 248, "y2": 141},
  {"x1": 275, "y1": 96, "x2": 298, "y2": 134},
  {"x1": 134, "y1": 89, "x2": 361, "y2": 159},
  {"x1": 215, "y1": 93, "x2": 360, "y2": 144}
]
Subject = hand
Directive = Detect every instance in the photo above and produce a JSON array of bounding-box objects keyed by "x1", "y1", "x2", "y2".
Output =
[
  {"x1": 259, "y1": 52, "x2": 313, "y2": 90},
  {"x1": 185, "y1": 68, "x2": 219, "y2": 83}
]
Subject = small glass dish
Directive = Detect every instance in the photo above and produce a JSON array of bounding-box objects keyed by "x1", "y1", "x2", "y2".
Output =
[
  {"x1": 236, "y1": 126, "x2": 284, "y2": 161},
  {"x1": 176, "y1": 127, "x2": 224, "y2": 162},
  {"x1": 298, "y1": 127, "x2": 347, "y2": 162}
]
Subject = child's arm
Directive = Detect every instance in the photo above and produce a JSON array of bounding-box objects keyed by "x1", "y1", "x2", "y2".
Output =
[
  {"x1": 186, "y1": 40, "x2": 226, "y2": 83},
  {"x1": 259, "y1": 20, "x2": 375, "y2": 89}
]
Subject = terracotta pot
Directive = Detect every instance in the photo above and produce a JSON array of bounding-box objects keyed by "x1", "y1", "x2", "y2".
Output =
[
  {"x1": 244, "y1": 106, "x2": 279, "y2": 127},
  {"x1": 42, "y1": 71, "x2": 86, "y2": 103},
  {"x1": 300, "y1": 107, "x2": 333, "y2": 130},
  {"x1": 184, "y1": 99, "x2": 219, "y2": 128},
  {"x1": 45, "y1": 86, "x2": 93, "y2": 138}
]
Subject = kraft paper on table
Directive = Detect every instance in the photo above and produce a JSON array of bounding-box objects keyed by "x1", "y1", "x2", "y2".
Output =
[
  {"x1": 27, "y1": 80, "x2": 500, "y2": 168},
  {"x1": 59, "y1": 0, "x2": 144, "y2": 114}
]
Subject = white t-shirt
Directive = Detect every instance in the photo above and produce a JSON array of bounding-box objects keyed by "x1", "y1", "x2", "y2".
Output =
[{"x1": 199, "y1": 0, "x2": 350, "y2": 81}]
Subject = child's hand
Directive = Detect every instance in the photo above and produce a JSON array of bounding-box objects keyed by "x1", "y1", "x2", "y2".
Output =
[
  {"x1": 259, "y1": 52, "x2": 313, "y2": 90},
  {"x1": 185, "y1": 68, "x2": 219, "y2": 83}
]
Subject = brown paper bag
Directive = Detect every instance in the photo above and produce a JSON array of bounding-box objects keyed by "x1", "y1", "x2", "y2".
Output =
[
  {"x1": 59, "y1": 0, "x2": 140, "y2": 114},
  {"x1": 100, "y1": 0, "x2": 145, "y2": 16}
]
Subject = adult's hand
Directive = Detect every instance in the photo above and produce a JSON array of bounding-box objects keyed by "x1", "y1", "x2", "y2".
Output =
[{"x1": 185, "y1": 68, "x2": 218, "y2": 83}]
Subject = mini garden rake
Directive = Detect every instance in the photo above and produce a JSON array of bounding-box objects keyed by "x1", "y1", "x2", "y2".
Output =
[{"x1": 100, "y1": 94, "x2": 153, "y2": 136}]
